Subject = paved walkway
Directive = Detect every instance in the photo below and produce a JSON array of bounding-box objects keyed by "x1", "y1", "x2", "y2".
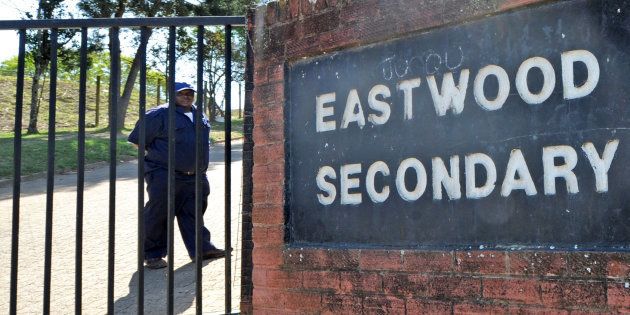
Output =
[{"x1": 0, "y1": 142, "x2": 244, "y2": 314}]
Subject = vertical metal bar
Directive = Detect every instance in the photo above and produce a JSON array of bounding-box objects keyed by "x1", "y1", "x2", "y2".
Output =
[
  {"x1": 224, "y1": 24, "x2": 233, "y2": 315},
  {"x1": 137, "y1": 26, "x2": 148, "y2": 315},
  {"x1": 9, "y1": 28, "x2": 26, "y2": 315},
  {"x1": 75, "y1": 26, "x2": 88, "y2": 315},
  {"x1": 108, "y1": 26, "x2": 120, "y2": 315},
  {"x1": 43, "y1": 28, "x2": 58, "y2": 315},
  {"x1": 167, "y1": 25, "x2": 176, "y2": 315},
  {"x1": 195, "y1": 25, "x2": 204, "y2": 315}
]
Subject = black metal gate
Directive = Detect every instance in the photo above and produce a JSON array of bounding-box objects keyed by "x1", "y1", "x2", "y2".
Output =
[{"x1": 1, "y1": 16, "x2": 247, "y2": 314}]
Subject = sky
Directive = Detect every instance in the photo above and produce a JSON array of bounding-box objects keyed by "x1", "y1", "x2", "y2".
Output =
[{"x1": 0, "y1": 0, "x2": 245, "y2": 110}]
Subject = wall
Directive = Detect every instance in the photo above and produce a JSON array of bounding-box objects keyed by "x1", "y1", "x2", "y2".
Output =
[{"x1": 246, "y1": 0, "x2": 630, "y2": 313}]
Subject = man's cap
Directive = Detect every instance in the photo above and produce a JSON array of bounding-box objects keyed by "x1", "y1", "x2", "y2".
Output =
[{"x1": 175, "y1": 82, "x2": 196, "y2": 92}]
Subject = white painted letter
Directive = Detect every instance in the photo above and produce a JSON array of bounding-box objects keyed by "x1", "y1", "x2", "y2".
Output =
[
  {"x1": 427, "y1": 69, "x2": 470, "y2": 116},
  {"x1": 316, "y1": 92, "x2": 336, "y2": 132},
  {"x1": 396, "y1": 158, "x2": 427, "y2": 201},
  {"x1": 368, "y1": 84, "x2": 391, "y2": 125},
  {"x1": 465, "y1": 153, "x2": 497, "y2": 199},
  {"x1": 562, "y1": 50, "x2": 600, "y2": 100},
  {"x1": 397, "y1": 78, "x2": 421, "y2": 120},
  {"x1": 515, "y1": 57, "x2": 556, "y2": 104},
  {"x1": 543, "y1": 145, "x2": 579, "y2": 195},
  {"x1": 341, "y1": 89, "x2": 366, "y2": 129},
  {"x1": 366, "y1": 161, "x2": 390, "y2": 203},
  {"x1": 316, "y1": 166, "x2": 337, "y2": 205},
  {"x1": 582, "y1": 139, "x2": 619, "y2": 193},
  {"x1": 432, "y1": 156, "x2": 461, "y2": 200},
  {"x1": 474, "y1": 65, "x2": 510, "y2": 111},
  {"x1": 340, "y1": 163, "x2": 362, "y2": 205},
  {"x1": 501, "y1": 149, "x2": 537, "y2": 197}
]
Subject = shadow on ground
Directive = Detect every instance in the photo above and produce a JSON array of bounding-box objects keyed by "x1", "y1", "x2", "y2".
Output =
[{"x1": 113, "y1": 259, "x2": 215, "y2": 314}]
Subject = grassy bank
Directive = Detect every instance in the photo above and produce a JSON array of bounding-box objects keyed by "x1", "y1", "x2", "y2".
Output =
[{"x1": 0, "y1": 74, "x2": 245, "y2": 179}]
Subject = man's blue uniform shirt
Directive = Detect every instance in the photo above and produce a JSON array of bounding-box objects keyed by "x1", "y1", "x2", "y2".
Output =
[{"x1": 128, "y1": 104, "x2": 211, "y2": 173}]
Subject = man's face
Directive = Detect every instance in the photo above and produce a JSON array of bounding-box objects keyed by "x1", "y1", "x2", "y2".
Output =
[{"x1": 176, "y1": 89, "x2": 195, "y2": 108}]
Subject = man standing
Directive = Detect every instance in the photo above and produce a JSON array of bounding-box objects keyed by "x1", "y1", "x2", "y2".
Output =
[{"x1": 128, "y1": 81, "x2": 226, "y2": 269}]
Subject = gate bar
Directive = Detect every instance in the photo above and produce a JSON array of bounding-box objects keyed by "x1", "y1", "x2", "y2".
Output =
[
  {"x1": 195, "y1": 25, "x2": 205, "y2": 315},
  {"x1": 224, "y1": 24, "x2": 233, "y2": 314},
  {"x1": 137, "y1": 26, "x2": 149, "y2": 315},
  {"x1": 9, "y1": 28, "x2": 26, "y2": 315},
  {"x1": 0, "y1": 16, "x2": 245, "y2": 30},
  {"x1": 75, "y1": 26, "x2": 88, "y2": 314},
  {"x1": 43, "y1": 28, "x2": 58, "y2": 315},
  {"x1": 108, "y1": 26, "x2": 120, "y2": 315},
  {"x1": 167, "y1": 25, "x2": 177, "y2": 315}
]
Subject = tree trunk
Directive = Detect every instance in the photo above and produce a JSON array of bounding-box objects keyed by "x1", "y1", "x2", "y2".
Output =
[
  {"x1": 116, "y1": 28, "x2": 153, "y2": 132},
  {"x1": 27, "y1": 29, "x2": 50, "y2": 135},
  {"x1": 27, "y1": 65, "x2": 43, "y2": 134}
]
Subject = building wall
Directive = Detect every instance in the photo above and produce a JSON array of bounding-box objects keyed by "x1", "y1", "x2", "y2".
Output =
[{"x1": 246, "y1": 0, "x2": 630, "y2": 313}]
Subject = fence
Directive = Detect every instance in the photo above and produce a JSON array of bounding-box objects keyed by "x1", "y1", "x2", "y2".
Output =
[{"x1": 0, "y1": 16, "x2": 247, "y2": 315}]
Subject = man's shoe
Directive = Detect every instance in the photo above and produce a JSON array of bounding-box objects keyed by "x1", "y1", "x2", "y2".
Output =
[
  {"x1": 202, "y1": 248, "x2": 227, "y2": 260},
  {"x1": 145, "y1": 258, "x2": 167, "y2": 269}
]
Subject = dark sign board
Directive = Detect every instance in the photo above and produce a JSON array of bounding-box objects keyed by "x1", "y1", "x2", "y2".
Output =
[{"x1": 286, "y1": 0, "x2": 630, "y2": 250}]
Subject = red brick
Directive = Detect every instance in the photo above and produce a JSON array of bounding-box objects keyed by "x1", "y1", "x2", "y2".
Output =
[
  {"x1": 456, "y1": 251, "x2": 508, "y2": 274},
  {"x1": 284, "y1": 248, "x2": 360, "y2": 270},
  {"x1": 442, "y1": 0, "x2": 497, "y2": 26},
  {"x1": 264, "y1": 2, "x2": 279, "y2": 26},
  {"x1": 252, "y1": 163, "x2": 285, "y2": 185},
  {"x1": 340, "y1": 271, "x2": 382, "y2": 293},
  {"x1": 429, "y1": 275, "x2": 481, "y2": 299},
  {"x1": 322, "y1": 294, "x2": 362, "y2": 314},
  {"x1": 252, "y1": 308, "x2": 303, "y2": 315},
  {"x1": 297, "y1": 9, "x2": 340, "y2": 38},
  {"x1": 253, "y1": 247, "x2": 284, "y2": 267},
  {"x1": 252, "y1": 204, "x2": 284, "y2": 224},
  {"x1": 254, "y1": 268, "x2": 302, "y2": 289},
  {"x1": 607, "y1": 253, "x2": 630, "y2": 279},
  {"x1": 283, "y1": 290, "x2": 323, "y2": 311},
  {"x1": 506, "y1": 305, "x2": 569, "y2": 315},
  {"x1": 300, "y1": 0, "x2": 329, "y2": 17},
  {"x1": 567, "y1": 252, "x2": 608, "y2": 278},
  {"x1": 253, "y1": 143, "x2": 284, "y2": 166},
  {"x1": 363, "y1": 295, "x2": 405, "y2": 314},
  {"x1": 608, "y1": 281, "x2": 630, "y2": 309},
  {"x1": 406, "y1": 299, "x2": 452, "y2": 314},
  {"x1": 403, "y1": 251, "x2": 454, "y2": 273},
  {"x1": 253, "y1": 103, "x2": 283, "y2": 125},
  {"x1": 508, "y1": 252, "x2": 568, "y2": 276},
  {"x1": 253, "y1": 288, "x2": 321, "y2": 311},
  {"x1": 253, "y1": 83, "x2": 284, "y2": 107},
  {"x1": 497, "y1": 0, "x2": 547, "y2": 11},
  {"x1": 454, "y1": 302, "x2": 507, "y2": 314},
  {"x1": 252, "y1": 225, "x2": 284, "y2": 247},
  {"x1": 302, "y1": 270, "x2": 340, "y2": 291},
  {"x1": 267, "y1": 63, "x2": 284, "y2": 83},
  {"x1": 382, "y1": 273, "x2": 429, "y2": 297},
  {"x1": 252, "y1": 182, "x2": 284, "y2": 206},
  {"x1": 253, "y1": 125, "x2": 284, "y2": 146},
  {"x1": 540, "y1": 280, "x2": 606, "y2": 308},
  {"x1": 483, "y1": 278, "x2": 541, "y2": 304},
  {"x1": 359, "y1": 249, "x2": 403, "y2": 271}
]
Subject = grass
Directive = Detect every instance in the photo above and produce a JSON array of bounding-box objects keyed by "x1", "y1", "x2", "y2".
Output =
[
  {"x1": 0, "y1": 131, "x2": 137, "y2": 178},
  {"x1": 0, "y1": 74, "x2": 245, "y2": 179}
]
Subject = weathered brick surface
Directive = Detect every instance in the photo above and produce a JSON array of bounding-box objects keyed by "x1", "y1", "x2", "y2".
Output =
[
  {"x1": 249, "y1": 0, "x2": 630, "y2": 313},
  {"x1": 483, "y1": 278, "x2": 541, "y2": 304},
  {"x1": 456, "y1": 251, "x2": 508, "y2": 274}
]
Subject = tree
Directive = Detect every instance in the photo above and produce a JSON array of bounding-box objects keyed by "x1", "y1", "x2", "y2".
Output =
[
  {"x1": 78, "y1": 0, "x2": 256, "y2": 132},
  {"x1": 78, "y1": 0, "x2": 193, "y2": 133},
  {"x1": 25, "y1": 0, "x2": 78, "y2": 134}
]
